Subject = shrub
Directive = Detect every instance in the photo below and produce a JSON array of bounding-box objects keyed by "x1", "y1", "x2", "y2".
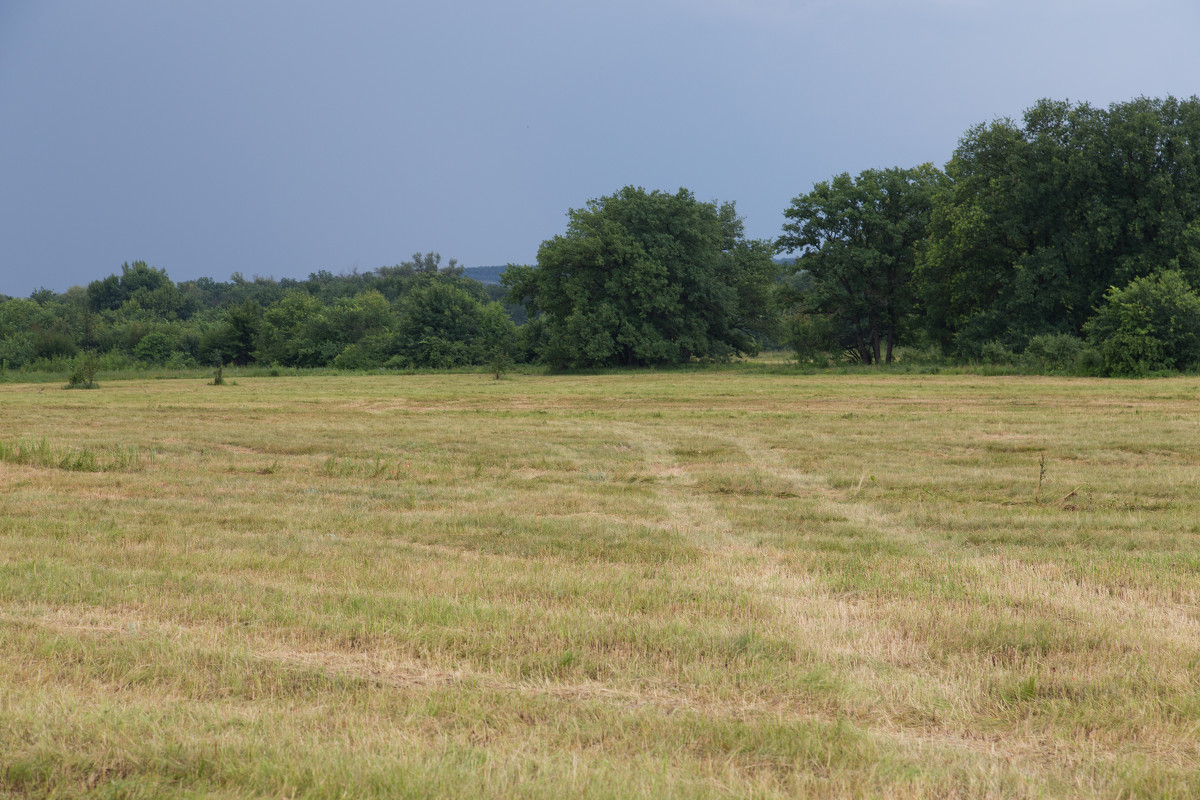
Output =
[
  {"x1": 332, "y1": 336, "x2": 390, "y2": 370},
  {"x1": 1084, "y1": 270, "x2": 1200, "y2": 375},
  {"x1": 27, "y1": 354, "x2": 75, "y2": 374},
  {"x1": 165, "y1": 352, "x2": 197, "y2": 370},
  {"x1": 1075, "y1": 347, "x2": 1105, "y2": 376},
  {"x1": 132, "y1": 331, "x2": 176, "y2": 364},
  {"x1": 33, "y1": 328, "x2": 77, "y2": 360},
  {"x1": 97, "y1": 350, "x2": 138, "y2": 371},
  {"x1": 1022, "y1": 333, "x2": 1083, "y2": 372},
  {"x1": 404, "y1": 336, "x2": 473, "y2": 369},
  {"x1": 0, "y1": 333, "x2": 35, "y2": 370},
  {"x1": 978, "y1": 340, "x2": 1016, "y2": 365},
  {"x1": 65, "y1": 351, "x2": 99, "y2": 389},
  {"x1": 787, "y1": 313, "x2": 837, "y2": 364},
  {"x1": 892, "y1": 344, "x2": 949, "y2": 367}
]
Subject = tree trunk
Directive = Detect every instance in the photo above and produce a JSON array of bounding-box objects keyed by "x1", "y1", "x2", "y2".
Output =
[{"x1": 854, "y1": 325, "x2": 872, "y2": 364}]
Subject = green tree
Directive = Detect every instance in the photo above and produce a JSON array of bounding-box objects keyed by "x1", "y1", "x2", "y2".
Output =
[
  {"x1": 321, "y1": 291, "x2": 394, "y2": 369},
  {"x1": 255, "y1": 291, "x2": 327, "y2": 367},
  {"x1": 321, "y1": 291, "x2": 392, "y2": 346},
  {"x1": 85, "y1": 273, "x2": 123, "y2": 313},
  {"x1": 777, "y1": 164, "x2": 943, "y2": 364},
  {"x1": 504, "y1": 186, "x2": 778, "y2": 367},
  {"x1": 224, "y1": 299, "x2": 263, "y2": 365},
  {"x1": 86, "y1": 261, "x2": 183, "y2": 317},
  {"x1": 370, "y1": 254, "x2": 479, "y2": 303},
  {"x1": 199, "y1": 299, "x2": 263, "y2": 365},
  {"x1": 920, "y1": 96, "x2": 1200, "y2": 356},
  {"x1": 392, "y1": 281, "x2": 515, "y2": 368},
  {"x1": 0, "y1": 299, "x2": 43, "y2": 341}
]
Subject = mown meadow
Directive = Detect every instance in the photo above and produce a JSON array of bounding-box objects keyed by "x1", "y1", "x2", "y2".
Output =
[{"x1": 1, "y1": 369, "x2": 1198, "y2": 798}]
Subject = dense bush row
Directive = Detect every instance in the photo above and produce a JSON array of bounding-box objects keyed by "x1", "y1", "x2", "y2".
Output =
[{"x1": 788, "y1": 270, "x2": 1200, "y2": 377}]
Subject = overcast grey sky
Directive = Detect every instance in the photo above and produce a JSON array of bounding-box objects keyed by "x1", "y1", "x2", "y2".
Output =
[{"x1": 2, "y1": 0, "x2": 1198, "y2": 298}]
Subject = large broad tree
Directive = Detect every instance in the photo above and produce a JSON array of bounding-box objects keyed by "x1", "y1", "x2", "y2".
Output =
[
  {"x1": 920, "y1": 96, "x2": 1200, "y2": 355},
  {"x1": 776, "y1": 164, "x2": 943, "y2": 364},
  {"x1": 503, "y1": 186, "x2": 778, "y2": 367}
]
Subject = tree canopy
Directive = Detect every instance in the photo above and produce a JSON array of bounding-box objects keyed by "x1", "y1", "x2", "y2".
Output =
[
  {"x1": 503, "y1": 186, "x2": 779, "y2": 368},
  {"x1": 919, "y1": 96, "x2": 1200, "y2": 355},
  {"x1": 777, "y1": 164, "x2": 943, "y2": 364}
]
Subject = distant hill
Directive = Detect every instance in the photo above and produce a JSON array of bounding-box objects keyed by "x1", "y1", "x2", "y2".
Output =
[{"x1": 462, "y1": 265, "x2": 506, "y2": 285}]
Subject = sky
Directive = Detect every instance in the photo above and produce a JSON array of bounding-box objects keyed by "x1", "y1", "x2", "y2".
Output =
[{"x1": 2, "y1": 0, "x2": 1199, "y2": 298}]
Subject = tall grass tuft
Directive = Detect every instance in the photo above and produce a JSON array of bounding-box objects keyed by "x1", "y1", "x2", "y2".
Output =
[{"x1": 0, "y1": 438, "x2": 145, "y2": 472}]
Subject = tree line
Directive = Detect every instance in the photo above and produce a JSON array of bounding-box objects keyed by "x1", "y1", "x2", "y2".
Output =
[
  {"x1": 3, "y1": 95, "x2": 1199, "y2": 377},
  {"x1": 0, "y1": 254, "x2": 521, "y2": 374},
  {"x1": 778, "y1": 96, "x2": 1200, "y2": 375}
]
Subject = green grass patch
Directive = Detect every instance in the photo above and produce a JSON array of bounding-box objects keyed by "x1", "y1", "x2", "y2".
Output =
[{"x1": 2, "y1": 371, "x2": 1199, "y2": 797}]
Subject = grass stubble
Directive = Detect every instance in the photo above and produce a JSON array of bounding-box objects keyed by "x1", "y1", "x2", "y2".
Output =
[{"x1": 0, "y1": 371, "x2": 1198, "y2": 798}]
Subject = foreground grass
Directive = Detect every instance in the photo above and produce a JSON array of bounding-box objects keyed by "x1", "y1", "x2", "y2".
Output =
[{"x1": 1, "y1": 372, "x2": 1198, "y2": 798}]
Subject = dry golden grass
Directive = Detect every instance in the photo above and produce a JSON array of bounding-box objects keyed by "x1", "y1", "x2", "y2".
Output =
[{"x1": 1, "y1": 370, "x2": 1199, "y2": 798}]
